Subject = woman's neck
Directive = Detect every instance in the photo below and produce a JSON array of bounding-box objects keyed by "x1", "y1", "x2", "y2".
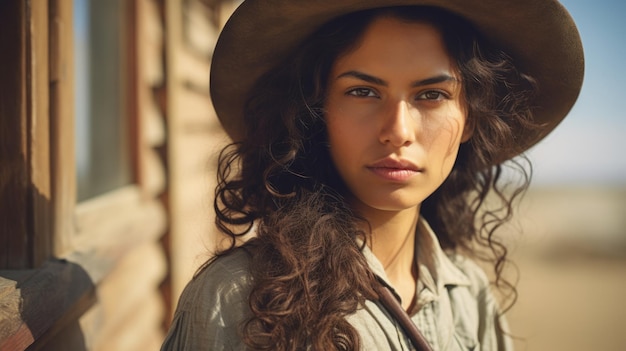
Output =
[
  {"x1": 361, "y1": 206, "x2": 420, "y2": 310},
  {"x1": 367, "y1": 207, "x2": 419, "y2": 277}
]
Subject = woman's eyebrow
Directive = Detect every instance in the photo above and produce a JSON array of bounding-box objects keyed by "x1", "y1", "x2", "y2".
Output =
[
  {"x1": 411, "y1": 74, "x2": 459, "y2": 87},
  {"x1": 336, "y1": 70, "x2": 458, "y2": 87},
  {"x1": 336, "y1": 70, "x2": 387, "y2": 86}
]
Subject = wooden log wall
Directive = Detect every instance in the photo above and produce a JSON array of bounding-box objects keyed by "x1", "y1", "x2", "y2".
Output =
[
  {"x1": 164, "y1": 0, "x2": 235, "y2": 307},
  {"x1": 0, "y1": 1, "x2": 240, "y2": 349},
  {"x1": 34, "y1": 0, "x2": 170, "y2": 349},
  {"x1": 78, "y1": 0, "x2": 170, "y2": 349},
  {"x1": 61, "y1": 0, "x2": 170, "y2": 349}
]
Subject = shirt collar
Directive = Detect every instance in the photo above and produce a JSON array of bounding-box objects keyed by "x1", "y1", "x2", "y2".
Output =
[{"x1": 416, "y1": 218, "x2": 471, "y2": 289}]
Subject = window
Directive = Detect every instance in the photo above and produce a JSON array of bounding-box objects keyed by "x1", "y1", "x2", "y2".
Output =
[{"x1": 74, "y1": 0, "x2": 133, "y2": 201}]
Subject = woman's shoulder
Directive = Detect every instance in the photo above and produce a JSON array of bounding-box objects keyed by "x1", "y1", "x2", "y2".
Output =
[
  {"x1": 176, "y1": 247, "x2": 254, "y2": 312},
  {"x1": 200, "y1": 247, "x2": 255, "y2": 282},
  {"x1": 161, "y1": 248, "x2": 254, "y2": 350}
]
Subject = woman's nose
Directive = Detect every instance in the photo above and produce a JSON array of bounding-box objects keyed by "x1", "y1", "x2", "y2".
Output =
[{"x1": 378, "y1": 100, "x2": 417, "y2": 147}]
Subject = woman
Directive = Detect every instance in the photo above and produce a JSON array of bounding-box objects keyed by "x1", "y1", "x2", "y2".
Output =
[{"x1": 162, "y1": 1, "x2": 583, "y2": 350}]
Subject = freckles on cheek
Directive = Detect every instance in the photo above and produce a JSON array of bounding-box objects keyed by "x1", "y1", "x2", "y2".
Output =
[
  {"x1": 426, "y1": 119, "x2": 465, "y2": 177},
  {"x1": 445, "y1": 121, "x2": 465, "y2": 157},
  {"x1": 430, "y1": 108, "x2": 466, "y2": 156}
]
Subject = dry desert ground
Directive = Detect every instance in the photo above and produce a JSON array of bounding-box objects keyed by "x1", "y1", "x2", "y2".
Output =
[{"x1": 496, "y1": 186, "x2": 626, "y2": 351}]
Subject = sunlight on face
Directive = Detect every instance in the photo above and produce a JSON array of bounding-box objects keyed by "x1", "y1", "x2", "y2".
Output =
[{"x1": 324, "y1": 16, "x2": 470, "y2": 218}]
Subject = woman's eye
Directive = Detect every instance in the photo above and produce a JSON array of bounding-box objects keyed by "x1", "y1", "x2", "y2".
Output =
[
  {"x1": 417, "y1": 90, "x2": 447, "y2": 101},
  {"x1": 347, "y1": 88, "x2": 377, "y2": 98}
]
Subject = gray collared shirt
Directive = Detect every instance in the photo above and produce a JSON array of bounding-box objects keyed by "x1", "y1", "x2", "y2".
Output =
[{"x1": 161, "y1": 218, "x2": 513, "y2": 350}]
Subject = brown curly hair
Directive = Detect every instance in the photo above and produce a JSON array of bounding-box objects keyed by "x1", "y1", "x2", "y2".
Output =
[{"x1": 210, "y1": 6, "x2": 538, "y2": 351}]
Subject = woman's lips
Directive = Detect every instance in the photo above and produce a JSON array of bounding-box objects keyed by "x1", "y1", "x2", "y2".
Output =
[{"x1": 366, "y1": 158, "x2": 422, "y2": 182}]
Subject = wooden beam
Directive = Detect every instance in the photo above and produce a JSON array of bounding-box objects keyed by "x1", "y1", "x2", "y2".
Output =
[
  {"x1": 0, "y1": 260, "x2": 96, "y2": 350},
  {"x1": 28, "y1": 0, "x2": 53, "y2": 269},
  {"x1": 0, "y1": 0, "x2": 30, "y2": 269},
  {"x1": 49, "y1": 0, "x2": 76, "y2": 257},
  {"x1": 0, "y1": 0, "x2": 58, "y2": 269}
]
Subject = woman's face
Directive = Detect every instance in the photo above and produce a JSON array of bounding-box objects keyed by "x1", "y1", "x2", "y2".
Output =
[{"x1": 324, "y1": 16, "x2": 470, "y2": 216}]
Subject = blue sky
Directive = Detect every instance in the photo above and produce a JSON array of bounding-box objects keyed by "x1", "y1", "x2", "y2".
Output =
[{"x1": 527, "y1": 0, "x2": 626, "y2": 186}]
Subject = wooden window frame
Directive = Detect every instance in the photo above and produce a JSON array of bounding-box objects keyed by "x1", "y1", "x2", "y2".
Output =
[{"x1": 0, "y1": 0, "x2": 167, "y2": 349}]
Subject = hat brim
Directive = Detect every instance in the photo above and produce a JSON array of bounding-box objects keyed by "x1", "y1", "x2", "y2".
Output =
[{"x1": 210, "y1": 0, "x2": 584, "y2": 157}]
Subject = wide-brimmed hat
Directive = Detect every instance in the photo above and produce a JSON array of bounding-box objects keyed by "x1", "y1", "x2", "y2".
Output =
[{"x1": 210, "y1": 0, "x2": 584, "y2": 157}]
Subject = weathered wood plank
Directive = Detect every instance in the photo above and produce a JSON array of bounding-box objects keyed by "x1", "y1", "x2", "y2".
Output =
[
  {"x1": 70, "y1": 186, "x2": 167, "y2": 283},
  {"x1": 0, "y1": 277, "x2": 30, "y2": 349},
  {"x1": 76, "y1": 242, "x2": 166, "y2": 350},
  {"x1": 0, "y1": 260, "x2": 95, "y2": 351},
  {"x1": 95, "y1": 291, "x2": 164, "y2": 351},
  {"x1": 100, "y1": 242, "x2": 166, "y2": 321},
  {"x1": 28, "y1": 0, "x2": 53, "y2": 268},
  {"x1": 49, "y1": 0, "x2": 76, "y2": 257}
]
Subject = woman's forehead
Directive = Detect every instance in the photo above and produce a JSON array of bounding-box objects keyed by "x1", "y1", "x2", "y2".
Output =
[{"x1": 332, "y1": 16, "x2": 458, "y2": 82}]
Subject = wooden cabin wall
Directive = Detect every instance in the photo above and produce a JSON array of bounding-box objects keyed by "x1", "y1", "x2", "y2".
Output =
[
  {"x1": 164, "y1": 0, "x2": 235, "y2": 312},
  {"x1": 71, "y1": 1, "x2": 170, "y2": 349},
  {"x1": 0, "y1": 0, "x2": 240, "y2": 349},
  {"x1": 0, "y1": 0, "x2": 174, "y2": 349},
  {"x1": 0, "y1": 0, "x2": 239, "y2": 351}
]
